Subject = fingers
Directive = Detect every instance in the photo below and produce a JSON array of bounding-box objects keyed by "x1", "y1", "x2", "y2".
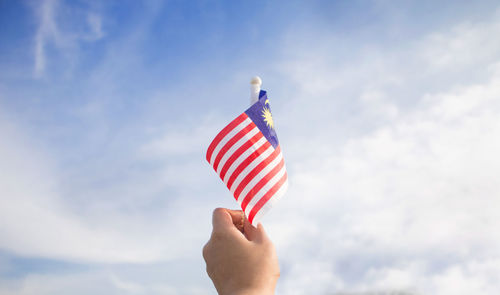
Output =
[
  {"x1": 212, "y1": 208, "x2": 245, "y2": 234},
  {"x1": 226, "y1": 209, "x2": 245, "y2": 233},
  {"x1": 243, "y1": 218, "x2": 269, "y2": 243},
  {"x1": 211, "y1": 208, "x2": 269, "y2": 243}
]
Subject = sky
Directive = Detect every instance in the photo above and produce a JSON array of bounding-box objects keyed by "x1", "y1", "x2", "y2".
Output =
[{"x1": 0, "y1": 0, "x2": 500, "y2": 294}]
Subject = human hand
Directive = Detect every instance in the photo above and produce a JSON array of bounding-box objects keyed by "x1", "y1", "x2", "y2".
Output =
[{"x1": 202, "y1": 208, "x2": 280, "y2": 295}]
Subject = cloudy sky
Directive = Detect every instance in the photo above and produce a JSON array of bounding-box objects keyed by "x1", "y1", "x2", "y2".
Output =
[{"x1": 1, "y1": 0, "x2": 500, "y2": 294}]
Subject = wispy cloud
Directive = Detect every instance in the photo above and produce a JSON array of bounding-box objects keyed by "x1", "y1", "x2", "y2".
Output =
[
  {"x1": 32, "y1": 0, "x2": 105, "y2": 78},
  {"x1": 269, "y1": 12, "x2": 500, "y2": 295},
  {"x1": 34, "y1": 0, "x2": 58, "y2": 77},
  {"x1": 1, "y1": 1, "x2": 500, "y2": 294}
]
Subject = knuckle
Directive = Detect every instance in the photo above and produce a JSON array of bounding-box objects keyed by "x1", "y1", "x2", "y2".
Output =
[
  {"x1": 263, "y1": 242, "x2": 277, "y2": 256},
  {"x1": 212, "y1": 207, "x2": 225, "y2": 217},
  {"x1": 202, "y1": 242, "x2": 210, "y2": 261},
  {"x1": 212, "y1": 208, "x2": 227, "y2": 224},
  {"x1": 210, "y1": 230, "x2": 225, "y2": 241},
  {"x1": 261, "y1": 238, "x2": 274, "y2": 249}
]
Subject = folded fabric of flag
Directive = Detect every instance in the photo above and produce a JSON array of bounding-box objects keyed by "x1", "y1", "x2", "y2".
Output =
[{"x1": 206, "y1": 90, "x2": 288, "y2": 226}]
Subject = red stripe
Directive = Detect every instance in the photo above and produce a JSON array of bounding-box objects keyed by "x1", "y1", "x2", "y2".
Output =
[
  {"x1": 226, "y1": 141, "x2": 272, "y2": 190},
  {"x1": 233, "y1": 145, "x2": 281, "y2": 201},
  {"x1": 206, "y1": 113, "x2": 248, "y2": 163},
  {"x1": 240, "y1": 157, "x2": 285, "y2": 211},
  {"x1": 219, "y1": 132, "x2": 264, "y2": 181},
  {"x1": 248, "y1": 172, "x2": 288, "y2": 224},
  {"x1": 212, "y1": 123, "x2": 256, "y2": 172}
]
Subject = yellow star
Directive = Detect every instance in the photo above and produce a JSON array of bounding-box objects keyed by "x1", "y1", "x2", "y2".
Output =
[{"x1": 262, "y1": 106, "x2": 274, "y2": 129}]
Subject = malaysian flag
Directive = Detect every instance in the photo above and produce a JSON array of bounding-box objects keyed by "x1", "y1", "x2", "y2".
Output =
[{"x1": 206, "y1": 90, "x2": 288, "y2": 226}]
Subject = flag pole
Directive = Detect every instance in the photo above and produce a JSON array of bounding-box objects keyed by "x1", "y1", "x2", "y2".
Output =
[{"x1": 250, "y1": 76, "x2": 262, "y2": 105}]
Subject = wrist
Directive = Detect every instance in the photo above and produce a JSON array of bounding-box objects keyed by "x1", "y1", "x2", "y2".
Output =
[
  {"x1": 230, "y1": 289, "x2": 274, "y2": 295},
  {"x1": 217, "y1": 276, "x2": 277, "y2": 295}
]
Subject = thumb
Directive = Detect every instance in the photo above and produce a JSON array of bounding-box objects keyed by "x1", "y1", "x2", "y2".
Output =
[{"x1": 212, "y1": 208, "x2": 234, "y2": 232}]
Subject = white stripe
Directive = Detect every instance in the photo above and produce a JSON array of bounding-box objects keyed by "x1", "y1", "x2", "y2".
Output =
[
  {"x1": 243, "y1": 163, "x2": 287, "y2": 217},
  {"x1": 249, "y1": 178, "x2": 288, "y2": 226},
  {"x1": 236, "y1": 152, "x2": 283, "y2": 201},
  {"x1": 209, "y1": 118, "x2": 252, "y2": 165},
  {"x1": 222, "y1": 136, "x2": 267, "y2": 184},
  {"x1": 216, "y1": 127, "x2": 259, "y2": 174},
  {"x1": 229, "y1": 145, "x2": 275, "y2": 193}
]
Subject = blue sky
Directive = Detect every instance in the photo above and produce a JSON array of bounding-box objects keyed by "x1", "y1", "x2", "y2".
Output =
[{"x1": 1, "y1": 0, "x2": 500, "y2": 294}]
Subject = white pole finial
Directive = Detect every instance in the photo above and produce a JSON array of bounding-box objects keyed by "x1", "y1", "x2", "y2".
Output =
[{"x1": 250, "y1": 76, "x2": 262, "y2": 105}]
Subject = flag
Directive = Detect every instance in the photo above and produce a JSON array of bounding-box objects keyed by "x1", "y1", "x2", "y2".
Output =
[{"x1": 206, "y1": 90, "x2": 288, "y2": 226}]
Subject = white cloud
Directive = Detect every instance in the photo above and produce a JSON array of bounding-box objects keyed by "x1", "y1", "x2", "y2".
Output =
[
  {"x1": 429, "y1": 263, "x2": 499, "y2": 295},
  {"x1": 85, "y1": 13, "x2": 104, "y2": 41},
  {"x1": 0, "y1": 109, "x2": 215, "y2": 264},
  {"x1": 139, "y1": 116, "x2": 221, "y2": 158},
  {"x1": 421, "y1": 18, "x2": 500, "y2": 70},
  {"x1": 0, "y1": 271, "x2": 189, "y2": 295},
  {"x1": 2, "y1": 2, "x2": 500, "y2": 295},
  {"x1": 33, "y1": 0, "x2": 105, "y2": 77},
  {"x1": 267, "y1": 13, "x2": 500, "y2": 295},
  {"x1": 34, "y1": 0, "x2": 58, "y2": 77}
]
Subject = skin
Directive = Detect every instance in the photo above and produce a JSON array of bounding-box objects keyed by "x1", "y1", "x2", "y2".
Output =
[{"x1": 203, "y1": 208, "x2": 280, "y2": 295}]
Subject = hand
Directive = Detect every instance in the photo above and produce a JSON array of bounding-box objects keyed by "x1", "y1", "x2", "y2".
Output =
[{"x1": 202, "y1": 208, "x2": 280, "y2": 295}]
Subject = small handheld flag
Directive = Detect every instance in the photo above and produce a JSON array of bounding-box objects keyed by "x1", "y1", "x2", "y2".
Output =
[{"x1": 206, "y1": 77, "x2": 288, "y2": 226}]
